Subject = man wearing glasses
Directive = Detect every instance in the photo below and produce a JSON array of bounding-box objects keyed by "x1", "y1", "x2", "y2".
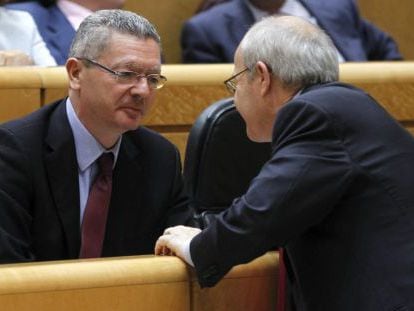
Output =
[
  {"x1": 0, "y1": 10, "x2": 191, "y2": 263},
  {"x1": 156, "y1": 16, "x2": 414, "y2": 310}
]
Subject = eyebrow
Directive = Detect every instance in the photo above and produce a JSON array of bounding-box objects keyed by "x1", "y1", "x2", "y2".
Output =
[{"x1": 113, "y1": 61, "x2": 161, "y2": 73}]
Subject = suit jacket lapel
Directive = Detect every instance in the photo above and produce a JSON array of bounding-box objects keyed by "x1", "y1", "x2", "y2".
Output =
[
  {"x1": 225, "y1": 0, "x2": 255, "y2": 51},
  {"x1": 103, "y1": 133, "x2": 144, "y2": 254},
  {"x1": 44, "y1": 100, "x2": 80, "y2": 258},
  {"x1": 300, "y1": 0, "x2": 366, "y2": 61},
  {"x1": 45, "y1": 6, "x2": 76, "y2": 64}
]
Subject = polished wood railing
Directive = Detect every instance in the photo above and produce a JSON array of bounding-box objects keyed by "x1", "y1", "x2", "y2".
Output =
[
  {"x1": 1, "y1": 62, "x2": 414, "y2": 158},
  {"x1": 0, "y1": 252, "x2": 278, "y2": 311}
]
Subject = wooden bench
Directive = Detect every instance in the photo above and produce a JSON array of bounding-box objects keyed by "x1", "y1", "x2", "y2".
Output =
[
  {"x1": 339, "y1": 62, "x2": 414, "y2": 135},
  {"x1": 1, "y1": 62, "x2": 414, "y2": 158},
  {"x1": 0, "y1": 252, "x2": 278, "y2": 311},
  {"x1": 0, "y1": 67, "x2": 42, "y2": 123}
]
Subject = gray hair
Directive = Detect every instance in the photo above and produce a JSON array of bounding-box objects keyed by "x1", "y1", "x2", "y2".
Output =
[
  {"x1": 69, "y1": 9, "x2": 161, "y2": 60},
  {"x1": 240, "y1": 15, "x2": 339, "y2": 89}
]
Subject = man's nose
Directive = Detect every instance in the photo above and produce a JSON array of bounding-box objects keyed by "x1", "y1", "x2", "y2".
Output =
[{"x1": 129, "y1": 77, "x2": 151, "y2": 97}]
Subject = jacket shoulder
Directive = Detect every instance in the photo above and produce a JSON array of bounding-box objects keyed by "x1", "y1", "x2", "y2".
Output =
[
  {"x1": 185, "y1": 0, "x2": 243, "y2": 26},
  {"x1": 125, "y1": 127, "x2": 179, "y2": 153}
]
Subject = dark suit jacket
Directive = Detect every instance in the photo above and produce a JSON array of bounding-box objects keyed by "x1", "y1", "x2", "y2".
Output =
[
  {"x1": 0, "y1": 100, "x2": 191, "y2": 263},
  {"x1": 6, "y1": 2, "x2": 75, "y2": 65},
  {"x1": 190, "y1": 83, "x2": 414, "y2": 310},
  {"x1": 181, "y1": 0, "x2": 402, "y2": 63}
]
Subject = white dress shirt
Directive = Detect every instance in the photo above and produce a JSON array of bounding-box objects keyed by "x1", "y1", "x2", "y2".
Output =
[{"x1": 0, "y1": 7, "x2": 57, "y2": 66}]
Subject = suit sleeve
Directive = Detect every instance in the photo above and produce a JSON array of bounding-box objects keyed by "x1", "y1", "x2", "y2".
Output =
[
  {"x1": 181, "y1": 20, "x2": 224, "y2": 63},
  {"x1": 358, "y1": 18, "x2": 402, "y2": 60},
  {"x1": 190, "y1": 100, "x2": 355, "y2": 287},
  {"x1": 164, "y1": 145, "x2": 194, "y2": 227},
  {"x1": 348, "y1": 0, "x2": 402, "y2": 60},
  {"x1": 0, "y1": 127, "x2": 35, "y2": 263},
  {"x1": 27, "y1": 13, "x2": 57, "y2": 66}
]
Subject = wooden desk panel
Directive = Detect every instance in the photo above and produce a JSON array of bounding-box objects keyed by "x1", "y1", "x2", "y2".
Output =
[
  {"x1": 0, "y1": 67, "x2": 43, "y2": 123},
  {"x1": 0, "y1": 252, "x2": 278, "y2": 311},
  {"x1": 37, "y1": 66, "x2": 68, "y2": 104},
  {"x1": 144, "y1": 85, "x2": 229, "y2": 126},
  {"x1": 0, "y1": 256, "x2": 190, "y2": 311},
  {"x1": 0, "y1": 89, "x2": 40, "y2": 123},
  {"x1": 1, "y1": 63, "x2": 414, "y2": 158},
  {"x1": 191, "y1": 252, "x2": 278, "y2": 311}
]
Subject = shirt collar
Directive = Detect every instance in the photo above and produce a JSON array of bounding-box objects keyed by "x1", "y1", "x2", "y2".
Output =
[
  {"x1": 66, "y1": 98, "x2": 121, "y2": 172},
  {"x1": 57, "y1": 0, "x2": 93, "y2": 30},
  {"x1": 245, "y1": 0, "x2": 315, "y2": 23},
  {"x1": 245, "y1": 0, "x2": 270, "y2": 21}
]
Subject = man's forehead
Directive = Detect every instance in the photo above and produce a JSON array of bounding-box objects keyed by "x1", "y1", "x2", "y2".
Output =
[
  {"x1": 104, "y1": 34, "x2": 160, "y2": 55},
  {"x1": 108, "y1": 32, "x2": 158, "y2": 45}
]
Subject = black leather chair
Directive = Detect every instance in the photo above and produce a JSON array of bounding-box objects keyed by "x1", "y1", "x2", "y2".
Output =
[{"x1": 184, "y1": 98, "x2": 272, "y2": 228}]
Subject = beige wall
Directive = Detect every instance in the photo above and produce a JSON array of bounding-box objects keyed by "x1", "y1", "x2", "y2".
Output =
[
  {"x1": 124, "y1": 0, "x2": 199, "y2": 64},
  {"x1": 124, "y1": 0, "x2": 414, "y2": 63}
]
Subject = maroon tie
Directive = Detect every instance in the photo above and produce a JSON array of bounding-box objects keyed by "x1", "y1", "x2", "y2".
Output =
[
  {"x1": 276, "y1": 248, "x2": 287, "y2": 311},
  {"x1": 79, "y1": 153, "x2": 113, "y2": 258}
]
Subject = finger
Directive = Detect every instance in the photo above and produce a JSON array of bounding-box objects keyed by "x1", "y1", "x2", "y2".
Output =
[
  {"x1": 160, "y1": 246, "x2": 170, "y2": 256},
  {"x1": 154, "y1": 237, "x2": 164, "y2": 255},
  {"x1": 154, "y1": 235, "x2": 171, "y2": 255}
]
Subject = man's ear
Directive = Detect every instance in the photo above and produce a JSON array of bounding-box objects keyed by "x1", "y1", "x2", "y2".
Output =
[
  {"x1": 255, "y1": 61, "x2": 272, "y2": 96},
  {"x1": 66, "y1": 58, "x2": 83, "y2": 90}
]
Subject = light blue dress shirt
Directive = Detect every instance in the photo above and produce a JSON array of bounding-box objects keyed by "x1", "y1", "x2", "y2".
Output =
[{"x1": 66, "y1": 99, "x2": 121, "y2": 224}]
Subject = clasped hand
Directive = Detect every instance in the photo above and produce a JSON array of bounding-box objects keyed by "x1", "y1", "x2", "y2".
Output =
[
  {"x1": 154, "y1": 225, "x2": 201, "y2": 265},
  {"x1": 0, "y1": 50, "x2": 34, "y2": 66}
]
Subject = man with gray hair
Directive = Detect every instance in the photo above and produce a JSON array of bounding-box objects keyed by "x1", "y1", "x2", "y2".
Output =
[
  {"x1": 0, "y1": 10, "x2": 191, "y2": 262},
  {"x1": 156, "y1": 16, "x2": 414, "y2": 310}
]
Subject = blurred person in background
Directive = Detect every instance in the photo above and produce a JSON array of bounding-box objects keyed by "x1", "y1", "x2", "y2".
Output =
[
  {"x1": 182, "y1": 0, "x2": 402, "y2": 63},
  {"x1": 6, "y1": 0, "x2": 125, "y2": 65},
  {"x1": 0, "y1": 0, "x2": 56, "y2": 66}
]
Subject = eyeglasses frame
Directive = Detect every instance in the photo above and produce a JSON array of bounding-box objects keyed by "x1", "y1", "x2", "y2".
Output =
[
  {"x1": 76, "y1": 57, "x2": 167, "y2": 90},
  {"x1": 224, "y1": 67, "x2": 250, "y2": 94}
]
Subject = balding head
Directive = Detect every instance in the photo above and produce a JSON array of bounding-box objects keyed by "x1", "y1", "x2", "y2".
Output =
[{"x1": 240, "y1": 15, "x2": 339, "y2": 90}]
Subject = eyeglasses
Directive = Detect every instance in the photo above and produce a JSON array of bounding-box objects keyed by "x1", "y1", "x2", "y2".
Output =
[
  {"x1": 77, "y1": 58, "x2": 167, "y2": 90},
  {"x1": 224, "y1": 67, "x2": 249, "y2": 94}
]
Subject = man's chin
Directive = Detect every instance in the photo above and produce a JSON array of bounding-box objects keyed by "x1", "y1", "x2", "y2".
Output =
[{"x1": 116, "y1": 116, "x2": 142, "y2": 133}]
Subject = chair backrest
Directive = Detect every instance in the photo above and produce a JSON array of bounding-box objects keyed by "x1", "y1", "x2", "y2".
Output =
[{"x1": 184, "y1": 98, "x2": 271, "y2": 226}]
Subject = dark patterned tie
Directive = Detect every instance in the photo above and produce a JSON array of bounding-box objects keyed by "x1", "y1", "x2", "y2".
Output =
[{"x1": 79, "y1": 153, "x2": 113, "y2": 258}]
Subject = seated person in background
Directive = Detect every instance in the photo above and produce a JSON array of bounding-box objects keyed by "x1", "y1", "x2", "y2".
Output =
[
  {"x1": 194, "y1": 0, "x2": 228, "y2": 13},
  {"x1": 6, "y1": 0, "x2": 125, "y2": 65},
  {"x1": 0, "y1": 0, "x2": 56, "y2": 66},
  {"x1": 0, "y1": 9, "x2": 191, "y2": 263},
  {"x1": 156, "y1": 15, "x2": 414, "y2": 310},
  {"x1": 182, "y1": 0, "x2": 402, "y2": 63}
]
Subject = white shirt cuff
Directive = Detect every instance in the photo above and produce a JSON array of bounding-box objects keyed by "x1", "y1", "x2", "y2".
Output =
[{"x1": 182, "y1": 239, "x2": 194, "y2": 267}]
